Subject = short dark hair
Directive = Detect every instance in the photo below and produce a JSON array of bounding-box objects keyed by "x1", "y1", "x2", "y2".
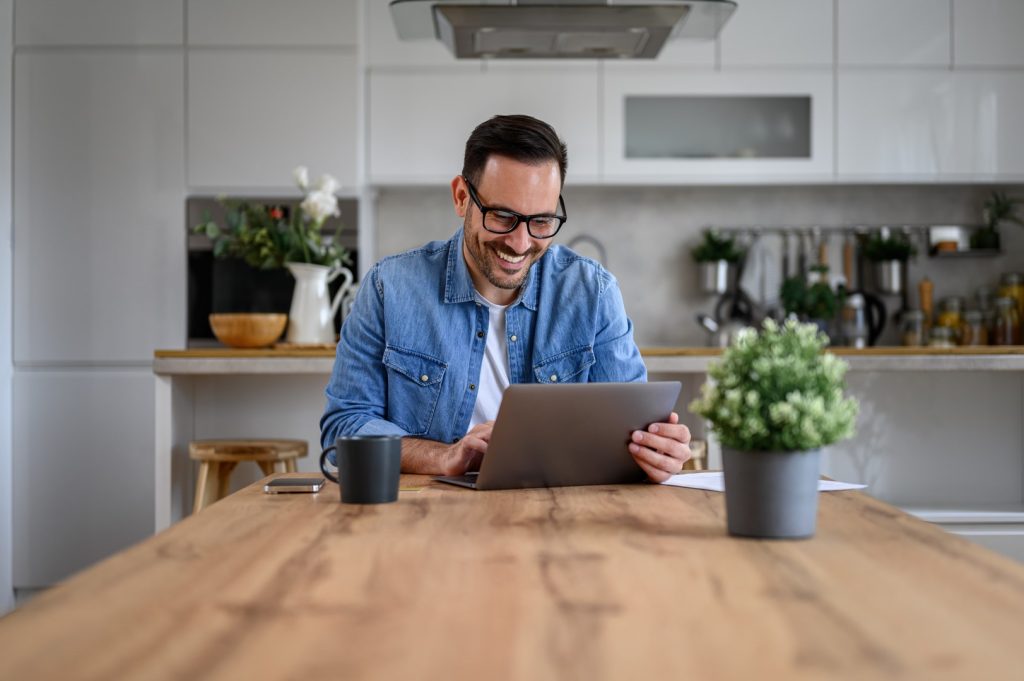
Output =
[{"x1": 462, "y1": 114, "x2": 568, "y2": 187}]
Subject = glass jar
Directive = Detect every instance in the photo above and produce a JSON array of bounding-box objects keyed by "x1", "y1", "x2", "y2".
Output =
[
  {"x1": 901, "y1": 310, "x2": 925, "y2": 347},
  {"x1": 928, "y1": 326, "x2": 955, "y2": 348},
  {"x1": 959, "y1": 310, "x2": 987, "y2": 346},
  {"x1": 993, "y1": 296, "x2": 1021, "y2": 346},
  {"x1": 998, "y1": 273, "x2": 1024, "y2": 320},
  {"x1": 936, "y1": 296, "x2": 965, "y2": 343},
  {"x1": 975, "y1": 285, "x2": 996, "y2": 313}
]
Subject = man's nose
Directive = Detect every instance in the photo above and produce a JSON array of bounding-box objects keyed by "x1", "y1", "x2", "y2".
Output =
[{"x1": 505, "y1": 223, "x2": 532, "y2": 253}]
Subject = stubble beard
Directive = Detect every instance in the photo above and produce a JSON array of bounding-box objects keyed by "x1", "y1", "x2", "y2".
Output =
[{"x1": 464, "y1": 218, "x2": 539, "y2": 291}]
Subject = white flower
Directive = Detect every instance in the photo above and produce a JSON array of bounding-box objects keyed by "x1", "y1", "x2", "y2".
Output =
[
  {"x1": 301, "y1": 190, "x2": 340, "y2": 223},
  {"x1": 316, "y1": 173, "x2": 341, "y2": 195},
  {"x1": 293, "y1": 166, "x2": 309, "y2": 191}
]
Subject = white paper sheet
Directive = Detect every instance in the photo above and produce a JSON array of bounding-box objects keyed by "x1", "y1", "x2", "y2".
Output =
[{"x1": 661, "y1": 471, "x2": 866, "y2": 492}]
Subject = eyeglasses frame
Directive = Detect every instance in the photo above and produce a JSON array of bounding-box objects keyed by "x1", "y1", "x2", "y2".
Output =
[{"x1": 461, "y1": 175, "x2": 568, "y2": 239}]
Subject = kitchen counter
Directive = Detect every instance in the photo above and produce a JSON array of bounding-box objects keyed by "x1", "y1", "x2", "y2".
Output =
[
  {"x1": 154, "y1": 345, "x2": 1024, "y2": 374},
  {"x1": 4, "y1": 473, "x2": 1024, "y2": 680}
]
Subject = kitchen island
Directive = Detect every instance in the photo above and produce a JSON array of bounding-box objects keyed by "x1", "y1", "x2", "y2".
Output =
[
  {"x1": 3, "y1": 473, "x2": 1023, "y2": 680},
  {"x1": 154, "y1": 347, "x2": 1024, "y2": 562}
]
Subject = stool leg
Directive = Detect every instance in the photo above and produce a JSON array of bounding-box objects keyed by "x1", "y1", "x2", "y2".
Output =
[
  {"x1": 257, "y1": 461, "x2": 275, "y2": 477},
  {"x1": 273, "y1": 460, "x2": 287, "y2": 474},
  {"x1": 286, "y1": 458, "x2": 297, "y2": 473},
  {"x1": 193, "y1": 461, "x2": 211, "y2": 514},
  {"x1": 216, "y1": 462, "x2": 237, "y2": 501}
]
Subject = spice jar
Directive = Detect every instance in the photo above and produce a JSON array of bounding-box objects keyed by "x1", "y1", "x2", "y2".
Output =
[
  {"x1": 901, "y1": 310, "x2": 926, "y2": 347},
  {"x1": 999, "y1": 273, "x2": 1024, "y2": 320},
  {"x1": 928, "y1": 326, "x2": 955, "y2": 348},
  {"x1": 960, "y1": 310, "x2": 987, "y2": 346},
  {"x1": 936, "y1": 296, "x2": 965, "y2": 343},
  {"x1": 993, "y1": 296, "x2": 1021, "y2": 346},
  {"x1": 976, "y1": 285, "x2": 996, "y2": 313}
]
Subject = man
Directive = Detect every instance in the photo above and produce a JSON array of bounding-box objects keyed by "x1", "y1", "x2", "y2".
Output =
[{"x1": 320, "y1": 114, "x2": 690, "y2": 482}]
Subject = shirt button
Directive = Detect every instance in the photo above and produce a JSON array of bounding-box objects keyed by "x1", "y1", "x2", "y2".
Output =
[
  {"x1": 550, "y1": 374, "x2": 558, "y2": 382},
  {"x1": 469, "y1": 383, "x2": 476, "y2": 391},
  {"x1": 476, "y1": 331, "x2": 484, "y2": 339},
  {"x1": 420, "y1": 374, "x2": 429, "y2": 382},
  {"x1": 510, "y1": 334, "x2": 517, "y2": 342}
]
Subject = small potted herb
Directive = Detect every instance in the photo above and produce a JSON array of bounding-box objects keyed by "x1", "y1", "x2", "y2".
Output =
[
  {"x1": 862, "y1": 229, "x2": 915, "y2": 295},
  {"x1": 690, "y1": 319, "x2": 859, "y2": 538},
  {"x1": 692, "y1": 229, "x2": 743, "y2": 294},
  {"x1": 779, "y1": 266, "x2": 839, "y2": 337},
  {"x1": 972, "y1": 191, "x2": 1023, "y2": 251}
]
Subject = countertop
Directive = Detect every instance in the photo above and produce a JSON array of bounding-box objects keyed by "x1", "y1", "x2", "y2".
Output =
[
  {"x1": 153, "y1": 346, "x2": 1024, "y2": 374},
  {"x1": 3, "y1": 473, "x2": 1023, "y2": 680}
]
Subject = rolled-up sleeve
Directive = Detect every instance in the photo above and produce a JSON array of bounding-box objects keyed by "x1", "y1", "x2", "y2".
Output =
[
  {"x1": 320, "y1": 265, "x2": 410, "y2": 449},
  {"x1": 588, "y1": 274, "x2": 647, "y2": 384}
]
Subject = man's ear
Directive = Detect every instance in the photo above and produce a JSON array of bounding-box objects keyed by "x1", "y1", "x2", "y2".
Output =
[{"x1": 451, "y1": 175, "x2": 469, "y2": 218}]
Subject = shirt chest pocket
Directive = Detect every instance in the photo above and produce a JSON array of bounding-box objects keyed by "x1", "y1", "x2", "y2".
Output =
[
  {"x1": 533, "y1": 345, "x2": 595, "y2": 384},
  {"x1": 383, "y1": 345, "x2": 447, "y2": 436}
]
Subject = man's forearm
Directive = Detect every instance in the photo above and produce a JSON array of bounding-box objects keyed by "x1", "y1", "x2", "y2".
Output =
[{"x1": 401, "y1": 437, "x2": 451, "y2": 475}]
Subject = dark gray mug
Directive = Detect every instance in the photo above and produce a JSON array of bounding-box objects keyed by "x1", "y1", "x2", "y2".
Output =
[{"x1": 319, "y1": 435, "x2": 402, "y2": 504}]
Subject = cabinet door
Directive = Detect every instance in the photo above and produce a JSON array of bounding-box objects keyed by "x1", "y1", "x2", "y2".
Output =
[
  {"x1": 14, "y1": 0, "x2": 182, "y2": 46},
  {"x1": 188, "y1": 50, "x2": 358, "y2": 189},
  {"x1": 602, "y1": 69, "x2": 834, "y2": 182},
  {"x1": 188, "y1": 0, "x2": 358, "y2": 47},
  {"x1": 954, "y1": 0, "x2": 1024, "y2": 67},
  {"x1": 837, "y1": 72, "x2": 1024, "y2": 179},
  {"x1": 13, "y1": 52, "x2": 185, "y2": 363},
  {"x1": 838, "y1": 0, "x2": 950, "y2": 66},
  {"x1": 369, "y1": 65, "x2": 600, "y2": 184},
  {"x1": 13, "y1": 371, "x2": 155, "y2": 587},
  {"x1": 720, "y1": 0, "x2": 832, "y2": 67}
]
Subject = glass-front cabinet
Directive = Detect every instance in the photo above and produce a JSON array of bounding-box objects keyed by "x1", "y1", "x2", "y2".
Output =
[{"x1": 602, "y1": 70, "x2": 834, "y2": 183}]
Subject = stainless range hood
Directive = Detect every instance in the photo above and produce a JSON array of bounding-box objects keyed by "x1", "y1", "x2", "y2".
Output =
[{"x1": 390, "y1": 0, "x2": 737, "y2": 59}]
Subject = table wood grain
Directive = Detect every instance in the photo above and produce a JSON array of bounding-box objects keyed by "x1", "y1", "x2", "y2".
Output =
[{"x1": 3, "y1": 474, "x2": 1024, "y2": 680}]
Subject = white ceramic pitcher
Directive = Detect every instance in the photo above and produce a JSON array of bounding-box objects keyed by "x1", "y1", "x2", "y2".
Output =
[{"x1": 284, "y1": 261, "x2": 354, "y2": 345}]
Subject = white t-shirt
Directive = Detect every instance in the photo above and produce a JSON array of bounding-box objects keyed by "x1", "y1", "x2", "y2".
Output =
[{"x1": 468, "y1": 293, "x2": 511, "y2": 430}]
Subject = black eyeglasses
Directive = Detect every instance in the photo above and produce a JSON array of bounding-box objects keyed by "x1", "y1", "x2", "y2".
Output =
[{"x1": 462, "y1": 176, "x2": 567, "y2": 239}]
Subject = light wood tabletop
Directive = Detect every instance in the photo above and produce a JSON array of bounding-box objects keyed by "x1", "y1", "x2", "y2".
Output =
[{"x1": 2, "y1": 474, "x2": 1024, "y2": 680}]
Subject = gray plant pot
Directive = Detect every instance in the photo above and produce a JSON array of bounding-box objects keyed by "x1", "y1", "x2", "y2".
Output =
[
  {"x1": 722, "y1": 446, "x2": 821, "y2": 539},
  {"x1": 698, "y1": 260, "x2": 733, "y2": 294},
  {"x1": 874, "y1": 260, "x2": 904, "y2": 295}
]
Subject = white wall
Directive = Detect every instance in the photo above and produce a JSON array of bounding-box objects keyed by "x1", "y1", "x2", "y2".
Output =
[{"x1": 1, "y1": 0, "x2": 14, "y2": 614}]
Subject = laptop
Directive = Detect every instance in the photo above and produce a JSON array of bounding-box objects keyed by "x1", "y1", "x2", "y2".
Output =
[{"x1": 435, "y1": 381, "x2": 682, "y2": 490}]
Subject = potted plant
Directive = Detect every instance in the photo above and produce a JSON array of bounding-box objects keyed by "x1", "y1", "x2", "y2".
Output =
[
  {"x1": 692, "y1": 229, "x2": 743, "y2": 294},
  {"x1": 779, "y1": 266, "x2": 839, "y2": 337},
  {"x1": 194, "y1": 167, "x2": 353, "y2": 345},
  {"x1": 690, "y1": 319, "x2": 859, "y2": 538},
  {"x1": 972, "y1": 191, "x2": 1023, "y2": 251},
  {"x1": 862, "y1": 229, "x2": 915, "y2": 295}
]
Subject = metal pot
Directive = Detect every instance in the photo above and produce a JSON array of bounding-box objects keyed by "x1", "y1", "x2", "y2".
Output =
[
  {"x1": 696, "y1": 314, "x2": 748, "y2": 348},
  {"x1": 698, "y1": 260, "x2": 733, "y2": 295},
  {"x1": 874, "y1": 260, "x2": 904, "y2": 295}
]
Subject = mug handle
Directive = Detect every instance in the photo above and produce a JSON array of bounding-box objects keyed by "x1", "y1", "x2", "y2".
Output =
[{"x1": 319, "y1": 446, "x2": 339, "y2": 484}]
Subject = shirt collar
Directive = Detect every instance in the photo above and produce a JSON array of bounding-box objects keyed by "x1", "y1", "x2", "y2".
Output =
[{"x1": 444, "y1": 227, "x2": 539, "y2": 311}]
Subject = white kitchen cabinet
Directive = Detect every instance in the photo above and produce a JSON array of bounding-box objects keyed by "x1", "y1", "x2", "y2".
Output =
[
  {"x1": 13, "y1": 371, "x2": 155, "y2": 587},
  {"x1": 838, "y1": 0, "x2": 950, "y2": 66},
  {"x1": 837, "y1": 71, "x2": 1024, "y2": 180},
  {"x1": 602, "y1": 69, "x2": 834, "y2": 183},
  {"x1": 187, "y1": 50, "x2": 358, "y2": 189},
  {"x1": 13, "y1": 51, "x2": 186, "y2": 364},
  {"x1": 188, "y1": 0, "x2": 358, "y2": 47},
  {"x1": 720, "y1": 0, "x2": 832, "y2": 67},
  {"x1": 954, "y1": 0, "x2": 1024, "y2": 67},
  {"x1": 14, "y1": 0, "x2": 182, "y2": 46},
  {"x1": 368, "y1": 65, "x2": 601, "y2": 185}
]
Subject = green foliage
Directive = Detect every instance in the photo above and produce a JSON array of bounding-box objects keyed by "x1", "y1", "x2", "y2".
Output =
[
  {"x1": 193, "y1": 201, "x2": 350, "y2": 270},
  {"x1": 779, "y1": 268, "x2": 839, "y2": 321},
  {"x1": 983, "y1": 191, "x2": 1024, "y2": 229},
  {"x1": 862, "y1": 230, "x2": 915, "y2": 262},
  {"x1": 689, "y1": 319, "x2": 859, "y2": 452},
  {"x1": 691, "y1": 229, "x2": 743, "y2": 264}
]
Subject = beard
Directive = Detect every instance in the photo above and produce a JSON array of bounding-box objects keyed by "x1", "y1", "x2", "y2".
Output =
[{"x1": 463, "y1": 217, "x2": 541, "y2": 291}]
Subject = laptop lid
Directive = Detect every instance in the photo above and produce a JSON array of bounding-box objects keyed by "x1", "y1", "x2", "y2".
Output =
[{"x1": 473, "y1": 381, "x2": 682, "y2": 490}]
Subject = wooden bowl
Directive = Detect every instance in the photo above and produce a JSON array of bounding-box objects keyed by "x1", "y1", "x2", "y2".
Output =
[{"x1": 208, "y1": 313, "x2": 287, "y2": 348}]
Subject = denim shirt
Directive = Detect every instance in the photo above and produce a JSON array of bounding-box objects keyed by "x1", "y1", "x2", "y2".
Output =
[{"x1": 320, "y1": 228, "x2": 647, "y2": 450}]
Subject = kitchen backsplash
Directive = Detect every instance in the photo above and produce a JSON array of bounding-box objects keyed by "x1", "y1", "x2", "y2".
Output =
[{"x1": 376, "y1": 184, "x2": 1024, "y2": 346}]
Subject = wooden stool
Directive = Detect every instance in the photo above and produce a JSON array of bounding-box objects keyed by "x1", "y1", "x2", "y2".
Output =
[
  {"x1": 683, "y1": 439, "x2": 708, "y2": 471},
  {"x1": 189, "y1": 439, "x2": 307, "y2": 513}
]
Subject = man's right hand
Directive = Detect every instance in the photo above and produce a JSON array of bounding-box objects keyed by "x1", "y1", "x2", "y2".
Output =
[{"x1": 401, "y1": 421, "x2": 493, "y2": 475}]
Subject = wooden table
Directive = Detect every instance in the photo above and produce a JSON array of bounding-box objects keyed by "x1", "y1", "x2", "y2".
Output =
[{"x1": 4, "y1": 474, "x2": 1024, "y2": 680}]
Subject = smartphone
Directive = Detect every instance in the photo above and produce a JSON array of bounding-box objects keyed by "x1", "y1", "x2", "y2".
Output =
[{"x1": 263, "y1": 477, "x2": 326, "y2": 494}]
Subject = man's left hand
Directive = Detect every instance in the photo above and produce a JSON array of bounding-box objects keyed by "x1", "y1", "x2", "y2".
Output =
[{"x1": 628, "y1": 412, "x2": 691, "y2": 483}]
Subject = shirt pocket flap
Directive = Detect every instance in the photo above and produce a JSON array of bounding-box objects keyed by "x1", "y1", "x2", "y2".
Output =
[
  {"x1": 383, "y1": 346, "x2": 447, "y2": 386},
  {"x1": 533, "y1": 346, "x2": 595, "y2": 384}
]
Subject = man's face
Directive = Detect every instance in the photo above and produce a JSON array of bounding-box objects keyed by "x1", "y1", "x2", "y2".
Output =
[{"x1": 452, "y1": 155, "x2": 562, "y2": 303}]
